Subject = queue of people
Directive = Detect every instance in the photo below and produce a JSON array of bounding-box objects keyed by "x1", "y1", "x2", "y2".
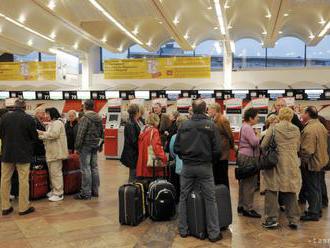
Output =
[{"x1": 0, "y1": 99, "x2": 104, "y2": 215}]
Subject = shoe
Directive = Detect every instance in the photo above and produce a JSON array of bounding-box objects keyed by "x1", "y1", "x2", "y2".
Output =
[
  {"x1": 74, "y1": 194, "x2": 91, "y2": 200},
  {"x1": 47, "y1": 191, "x2": 53, "y2": 198},
  {"x1": 92, "y1": 192, "x2": 99, "y2": 198},
  {"x1": 280, "y1": 206, "x2": 285, "y2": 212},
  {"x1": 9, "y1": 195, "x2": 15, "y2": 200},
  {"x1": 209, "y1": 233, "x2": 223, "y2": 243},
  {"x1": 300, "y1": 214, "x2": 319, "y2": 222},
  {"x1": 237, "y1": 206, "x2": 244, "y2": 214},
  {"x1": 242, "y1": 209, "x2": 262, "y2": 218},
  {"x1": 2, "y1": 207, "x2": 14, "y2": 216},
  {"x1": 48, "y1": 195, "x2": 64, "y2": 202},
  {"x1": 260, "y1": 191, "x2": 265, "y2": 196},
  {"x1": 179, "y1": 233, "x2": 189, "y2": 238},
  {"x1": 19, "y1": 207, "x2": 35, "y2": 216},
  {"x1": 220, "y1": 226, "x2": 228, "y2": 231},
  {"x1": 288, "y1": 222, "x2": 298, "y2": 230},
  {"x1": 262, "y1": 220, "x2": 279, "y2": 229}
]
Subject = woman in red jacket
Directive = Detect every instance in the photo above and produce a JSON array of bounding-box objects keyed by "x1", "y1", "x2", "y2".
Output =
[{"x1": 136, "y1": 113, "x2": 167, "y2": 178}]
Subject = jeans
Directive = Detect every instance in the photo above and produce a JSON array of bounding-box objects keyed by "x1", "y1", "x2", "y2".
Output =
[
  {"x1": 80, "y1": 147, "x2": 100, "y2": 197},
  {"x1": 178, "y1": 163, "x2": 220, "y2": 239},
  {"x1": 301, "y1": 166, "x2": 321, "y2": 216}
]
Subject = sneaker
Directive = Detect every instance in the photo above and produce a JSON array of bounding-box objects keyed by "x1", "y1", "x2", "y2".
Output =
[
  {"x1": 48, "y1": 195, "x2": 64, "y2": 202},
  {"x1": 209, "y1": 233, "x2": 223, "y2": 243},
  {"x1": 74, "y1": 194, "x2": 91, "y2": 200},
  {"x1": 242, "y1": 209, "x2": 262, "y2": 218},
  {"x1": 262, "y1": 220, "x2": 279, "y2": 229},
  {"x1": 288, "y1": 222, "x2": 298, "y2": 230},
  {"x1": 2, "y1": 207, "x2": 14, "y2": 216},
  {"x1": 9, "y1": 195, "x2": 15, "y2": 200},
  {"x1": 47, "y1": 191, "x2": 53, "y2": 198},
  {"x1": 19, "y1": 207, "x2": 35, "y2": 216}
]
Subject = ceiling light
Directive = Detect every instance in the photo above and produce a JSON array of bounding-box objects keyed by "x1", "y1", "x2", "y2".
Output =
[
  {"x1": 88, "y1": 0, "x2": 143, "y2": 45},
  {"x1": 318, "y1": 21, "x2": 330, "y2": 37},
  {"x1": 207, "y1": 6, "x2": 213, "y2": 10},
  {"x1": 18, "y1": 14, "x2": 26, "y2": 23},
  {"x1": 265, "y1": 14, "x2": 272, "y2": 19},
  {"x1": 262, "y1": 31, "x2": 267, "y2": 35},
  {"x1": 214, "y1": 26, "x2": 218, "y2": 30},
  {"x1": 73, "y1": 43, "x2": 78, "y2": 49},
  {"x1": 101, "y1": 37, "x2": 107, "y2": 43},
  {"x1": 184, "y1": 33, "x2": 189, "y2": 40},
  {"x1": 309, "y1": 34, "x2": 315, "y2": 39},
  {"x1": 319, "y1": 19, "x2": 326, "y2": 25},
  {"x1": 50, "y1": 32, "x2": 56, "y2": 39},
  {"x1": 213, "y1": 0, "x2": 226, "y2": 35},
  {"x1": 0, "y1": 12, "x2": 55, "y2": 42},
  {"x1": 224, "y1": 5, "x2": 230, "y2": 9},
  {"x1": 118, "y1": 47, "x2": 123, "y2": 52},
  {"x1": 132, "y1": 28, "x2": 139, "y2": 35},
  {"x1": 158, "y1": 21, "x2": 163, "y2": 24},
  {"x1": 173, "y1": 17, "x2": 180, "y2": 25},
  {"x1": 27, "y1": 40, "x2": 33, "y2": 46},
  {"x1": 230, "y1": 40, "x2": 235, "y2": 53},
  {"x1": 261, "y1": 42, "x2": 264, "y2": 46},
  {"x1": 192, "y1": 44, "x2": 196, "y2": 49},
  {"x1": 146, "y1": 41, "x2": 152, "y2": 47},
  {"x1": 283, "y1": 13, "x2": 289, "y2": 17},
  {"x1": 227, "y1": 25, "x2": 232, "y2": 29},
  {"x1": 47, "y1": 0, "x2": 56, "y2": 10},
  {"x1": 278, "y1": 31, "x2": 283, "y2": 34}
]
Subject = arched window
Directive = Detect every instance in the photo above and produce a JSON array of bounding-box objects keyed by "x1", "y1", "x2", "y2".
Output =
[
  {"x1": 267, "y1": 37, "x2": 305, "y2": 67},
  {"x1": 234, "y1": 39, "x2": 266, "y2": 69},
  {"x1": 195, "y1": 40, "x2": 223, "y2": 69},
  {"x1": 307, "y1": 36, "x2": 330, "y2": 67},
  {"x1": 159, "y1": 41, "x2": 193, "y2": 57},
  {"x1": 40, "y1": 53, "x2": 56, "y2": 61},
  {"x1": 14, "y1": 52, "x2": 39, "y2": 62}
]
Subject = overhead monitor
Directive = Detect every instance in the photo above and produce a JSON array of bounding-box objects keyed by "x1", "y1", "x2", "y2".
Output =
[
  {"x1": 233, "y1": 90, "x2": 248, "y2": 99},
  {"x1": 198, "y1": 90, "x2": 214, "y2": 98},
  {"x1": 268, "y1": 90, "x2": 285, "y2": 100},
  {"x1": 135, "y1": 91, "x2": 149, "y2": 99},
  {"x1": 305, "y1": 89, "x2": 323, "y2": 100},
  {"x1": 22, "y1": 91, "x2": 36, "y2": 100},
  {"x1": 77, "y1": 91, "x2": 90, "y2": 100},
  {"x1": 0, "y1": 91, "x2": 10, "y2": 99},
  {"x1": 105, "y1": 91, "x2": 120, "y2": 99},
  {"x1": 49, "y1": 91, "x2": 63, "y2": 100},
  {"x1": 166, "y1": 90, "x2": 181, "y2": 100}
]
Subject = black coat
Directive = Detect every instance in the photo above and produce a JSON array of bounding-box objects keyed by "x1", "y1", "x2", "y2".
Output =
[
  {"x1": 34, "y1": 118, "x2": 46, "y2": 156},
  {"x1": 65, "y1": 120, "x2": 79, "y2": 151},
  {"x1": 120, "y1": 119, "x2": 141, "y2": 169},
  {"x1": 0, "y1": 109, "x2": 38, "y2": 163}
]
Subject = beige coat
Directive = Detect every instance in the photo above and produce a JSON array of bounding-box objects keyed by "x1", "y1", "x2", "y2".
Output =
[
  {"x1": 214, "y1": 115, "x2": 234, "y2": 160},
  {"x1": 300, "y1": 119, "x2": 329, "y2": 172},
  {"x1": 261, "y1": 121, "x2": 301, "y2": 193},
  {"x1": 39, "y1": 120, "x2": 68, "y2": 162}
]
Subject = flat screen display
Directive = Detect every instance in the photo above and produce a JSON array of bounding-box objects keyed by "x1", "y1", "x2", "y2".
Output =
[
  {"x1": 23, "y1": 91, "x2": 36, "y2": 100},
  {"x1": 199, "y1": 90, "x2": 213, "y2": 99},
  {"x1": 135, "y1": 91, "x2": 149, "y2": 99},
  {"x1": 108, "y1": 114, "x2": 118, "y2": 122},
  {"x1": 0, "y1": 91, "x2": 10, "y2": 99},
  {"x1": 105, "y1": 91, "x2": 119, "y2": 99},
  {"x1": 49, "y1": 91, "x2": 63, "y2": 100},
  {"x1": 77, "y1": 91, "x2": 90, "y2": 100},
  {"x1": 166, "y1": 90, "x2": 181, "y2": 100}
]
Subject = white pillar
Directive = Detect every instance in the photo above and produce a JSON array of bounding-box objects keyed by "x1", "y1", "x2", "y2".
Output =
[
  {"x1": 223, "y1": 42, "x2": 233, "y2": 89},
  {"x1": 81, "y1": 45, "x2": 101, "y2": 90}
]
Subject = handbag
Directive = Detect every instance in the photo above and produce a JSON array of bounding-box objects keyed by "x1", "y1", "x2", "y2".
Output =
[
  {"x1": 147, "y1": 128, "x2": 163, "y2": 167},
  {"x1": 259, "y1": 128, "x2": 278, "y2": 170}
]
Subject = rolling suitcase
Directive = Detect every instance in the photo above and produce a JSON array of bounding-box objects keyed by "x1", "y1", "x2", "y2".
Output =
[
  {"x1": 148, "y1": 159, "x2": 176, "y2": 221},
  {"x1": 63, "y1": 170, "x2": 81, "y2": 195},
  {"x1": 215, "y1": 184, "x2": 232, "y2": 229},
  {"x1": 118, "y1": 183, "x2": 146, "y2": 226},
  {"x1": 187, "y1": 190, "x2": 207, "y2": 240},
  {"x1": 30, "y1": 169, "x2": 49, "y2": 200},
  {"x1": 62, "y1": 153, "x2": 80, "y2": 171}
]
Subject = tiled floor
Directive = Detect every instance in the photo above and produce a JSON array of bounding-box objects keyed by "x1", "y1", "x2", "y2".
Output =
[{"x1": 0, "y1": 156, "x2": 329, "y2": 248}]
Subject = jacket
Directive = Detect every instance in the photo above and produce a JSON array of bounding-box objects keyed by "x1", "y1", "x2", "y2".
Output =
[
  {"x1": 39, "y1": 119, "x2": 69, "y2": 162},
  {"x1": 136, "y1": 126, "x2": 167, "y2": 177},
  {"x1": 300, "y1": 119, "x2": 329, "y2": 171},
  {"x1": 268, "y1": 111, "x2": 303, "y2": 131},
  {"x1": 75, "y1": 111, "x2": 104, "y2": 151},
  {"x1": 174, "y1": 114, "x2": 221, "y2": 166},
  {"x1": 261, "y1": 121, "x2": 301, "y2": 193},
  {"x1": 214, "y1": 114, "x2": 234, "y2": 160},
  {"x1": 120, "y1": 119, "x2": 141, "y2": 169},
  {"x1": 34, "y1": 118, "x2": 46, "y2": 156},
  {"x1": 65, "y1": 120, "x2": 79, "y2": 151},
  {"x1": 0, "y1": 109, "x2": 38, "y2": 163},
  {"x1": 169, "y1": 134, "x2": 182, "y2": 175}
]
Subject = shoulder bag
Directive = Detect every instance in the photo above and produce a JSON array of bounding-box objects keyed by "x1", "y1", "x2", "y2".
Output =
[
  {"x1": 147, "y1": 128, "x2": 163, "y2": 167},
  {"x1": 259, "y1": 127, "x2": 278, "y2": 170}
]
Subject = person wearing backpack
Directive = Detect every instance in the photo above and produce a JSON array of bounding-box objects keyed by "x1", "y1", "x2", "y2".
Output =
[{"x1": 261, "y1": 107, "x2": 301, "y2": 230}]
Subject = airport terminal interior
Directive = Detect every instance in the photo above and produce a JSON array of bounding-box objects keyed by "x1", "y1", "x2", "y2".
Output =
[{"x1": 0, "y1": 0, "x2": 330, "y2": 247}]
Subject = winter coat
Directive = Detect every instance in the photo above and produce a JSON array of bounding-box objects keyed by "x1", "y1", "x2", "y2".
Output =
[
  {"x1": 300, "y1": 119, "x2": 329, "y2": 171},
  {"x1": 261, "y1": 121, "x2": 301, "y2": 193},
  {"x1": 34, "y1": 118, "x2": 46, "y2": 156},
  {"x1": 214, "y1": 114, "x2": 234, "y2": 160},
  {"x1": 0, "y1": 109, "x2": 38, "y2": 163},
  {"x1": 65, "y1": 120, "x2": 79, "y2": 151},
  {"x1": 75, "y1": 111, "x2": 104, "y2": 151},
  {"x1": 120, "y1": 119, "x2": 141, "y2": 169},
  {"x1": 136, "y1": 126, "x2": 167, "y2": 178},
  {"x1": 39, "y1": 119, "x2": 69, "y2": 163}
]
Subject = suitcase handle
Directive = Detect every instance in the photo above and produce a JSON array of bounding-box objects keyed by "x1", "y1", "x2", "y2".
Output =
[{"x1": 152, "y1": 158, "x2": 168, "y2": 180}]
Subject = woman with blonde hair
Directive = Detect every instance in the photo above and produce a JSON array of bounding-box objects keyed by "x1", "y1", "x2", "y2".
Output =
[
  {"x1": 136, "y1": 113, "x2": 167, "y2": 178},
  {"x1": 261, "y1": 107, "x2": 301, "y2": 229}
]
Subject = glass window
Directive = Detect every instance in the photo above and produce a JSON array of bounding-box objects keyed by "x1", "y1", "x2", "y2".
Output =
[
  {"x1": 14, "y1": 52, "x2": 39, "y2": 62},
  {"x1": 306, "y1": 35, "x2": 330, "y2": 67},
  {"x1": 234, "y1": 39, "x2": 266, "y2": 69},
  {"x1": 195, "y1": 40, "x2": 223, "y2": 70},
  {"x1": 128, "y1": 44, "x2": 159, "y2": 58},
  {"x1": 159, "y1": 41, "x2": 193, "y2": 57},
  {"x1": 40, "y1": 53, "x2": 56, "y2": 61},
  {"x1": 102, "y1": 48, "x2": 128, "y2": 60},
  {"x1": 267, "y1": 37, "x2": 305, "y2": 67}
]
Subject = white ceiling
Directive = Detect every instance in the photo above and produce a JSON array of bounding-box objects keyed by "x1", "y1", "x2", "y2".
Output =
[{"x1": 0, "y1": 0, "x2": 329, "y2": 57}]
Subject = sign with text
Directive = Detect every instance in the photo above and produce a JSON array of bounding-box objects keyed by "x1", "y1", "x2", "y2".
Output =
[
  {"x1": 176, "y1": 98, "x2": 192, "y2": 108},
  {"x1": 108, "y1": 98, "x2": 122, "y2": 108},
  {"x1": 251, "y1": 98, "x2": 269, "y2": 109},
  {"x1": 225, "y1": 98, "x2": 242, "y2": 109}
]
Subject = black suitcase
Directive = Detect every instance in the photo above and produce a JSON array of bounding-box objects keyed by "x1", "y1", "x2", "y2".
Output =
[
  {"x1": 148, "y1": 158, "x2": 176, "y2": 221},
  {"x1": 118, "y1": 183, "x2": 146, "y2": 226},
  {"x1": 215, "y1": 184, "x2": 232, "y2": 229},
  {"x1": 187, "y1": 190, "x2": 207, "y2": 240}
]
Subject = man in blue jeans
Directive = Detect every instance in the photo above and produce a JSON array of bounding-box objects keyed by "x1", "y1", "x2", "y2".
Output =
[{"x1": 74, "y1": 100, "x2": 104, "y2": 200}]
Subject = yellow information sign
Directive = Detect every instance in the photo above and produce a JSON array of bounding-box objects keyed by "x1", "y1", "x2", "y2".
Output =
[
  {"x1": 0, "y1": 61, "x2": 56, "y2": 81},
  {"x1": 104, "y1": 57, "x2": 210, "y2": 79}
]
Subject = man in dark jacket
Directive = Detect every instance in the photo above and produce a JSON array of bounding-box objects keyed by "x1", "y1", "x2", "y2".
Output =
[
  {"x1": 34, "y1": 107, "x2": 46, "y2": 157},
  {"x1": 0, "y1": 99, "x2": 38, "y2": 215},
  {"x1": 74, "y1": 100, "x2": 104, "y2": 200},
  {"x1": 65, "y1": 110, "x2": 79, "y2": 152},
  {"x1": 174, "y1": 99, "x2": 222, "y2": 242}
]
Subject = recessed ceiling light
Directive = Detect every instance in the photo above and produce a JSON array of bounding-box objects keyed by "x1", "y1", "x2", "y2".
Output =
[
  {"x1": 73, "y1": 43, "x2": 78, "y2": 49},
  {"x1": 265, "y1": 14, "x2": 271, "y2": 19},
  {"x1": 318, "y1": 21, "x2": 330, "y2": 37},
  {"x1": 227, "y1": 25, "x2": 232, "y2": 29},
  {"x1": 278, "y1": 31, "x2": 283, "y2": 34},
  {"x1": 224, "y1": 5, "x2": 230, "y2": 9},
  {"x1": 18, "y1": 14, "x2": 26, "y2": 23},
  {"x1": 192, "y1": 44, "x2": 196, "y2": 49},
  {"x1": 132, "y1": 28, "x2": 139, "y2": 35},
  {"x1": 207, "y1": 6, "x2": 212, "y2": 10},
  {"x1": 319, "y1": 20, "x2": 326, "y2": 25},
  {"x1": 47, "y1": 0, "x2": 56, "y2": 10},
  {"x1": 50, "y1": 32, "x2": 56, "y2": 39},
  {"x1": 158, "y1": 21, "x2": 163, "y2": 24},
  {"x1": 184, "y1": 33, "x2": 189, "y2": 39},
  {"x1": 261, "y1": 42, "x2": 264, "y2": 46},
  {"x1": 118, "y1": 47, "x2": 123, "y2": 52},
  {"x1": 101, "y1": 37, "x2": 107, "y2": 43},
  {"x1": 173, "y1": 17, "x2": 180, "y2": 25},
  {"x1": 283, "y1": 13, "x2": 289, "y2": 17},
  {"x1": 262, "y1": 31, "x2": 267, "y2": 35},
  {"x1": 309, "y1": 34, "x2": 315, "y2": 39},
  {"x1": 146, "y1": 41, "x2": 152, "y2": 47},
  {"x1": 214, "y1": 26, "x2": 218, "y2": 30},
  {"x1": 27, "y1": 39, "x2": 33, "y2": 46}
]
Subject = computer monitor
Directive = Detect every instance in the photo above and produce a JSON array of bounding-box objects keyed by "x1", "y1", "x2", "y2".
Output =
[
  {"x1": 23, "y1": 91, "x2": 36, "y2": 100},
  {"x1": 49, "y1": 91, "x2": 63, "y2": 100}
]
